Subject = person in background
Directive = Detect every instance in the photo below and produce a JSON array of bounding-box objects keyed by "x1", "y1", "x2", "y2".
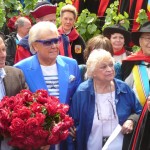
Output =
[
  {"x1": 122, "y1": 21, "x2": 150, "y2": 107},
  {"x1": 5, "y1": 16, "x2": 31, "y2": 66},
  {"x1": 15, "y1": 21, "x2": 81, "y2": 150},
  {"x1": 58, "y1": 4, "x2": 85, "y2": 64},
  {"x1": 14, "y1": 17, "x2": 32, "y2": 43},
  {"x1": 68, "y1": 49, "x2": 141, "y2": 150},
  {"x1": 15, "y1": 1, "x2": 71, "y2": 64},
  {"x1": 82, "y1": 34, "x2": 122, "y2": 80},
  {"x1": 103, "y1": 24, "x2": 131, "y2": 64},
  {"x1": 0, "y1": 33, "x2": 27, "y2": 150}
]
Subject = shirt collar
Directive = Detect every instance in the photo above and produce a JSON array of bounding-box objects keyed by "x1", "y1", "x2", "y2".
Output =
[{"x1": 0, "y1": 68, "x2": 6, "y2": 79}]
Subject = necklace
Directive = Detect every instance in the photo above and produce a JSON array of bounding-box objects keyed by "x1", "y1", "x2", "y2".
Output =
[{"x1": 94, "y1": 81, "x2": 118, "y2": 146}]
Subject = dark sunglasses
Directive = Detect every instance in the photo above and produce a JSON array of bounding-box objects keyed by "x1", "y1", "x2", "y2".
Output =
[{"x1": 35, "y1": 36, "x2": 61, "y2": 46}]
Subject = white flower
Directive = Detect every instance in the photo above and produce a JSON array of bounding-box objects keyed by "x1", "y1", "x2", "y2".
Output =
[{"x1": 69, "y1": 75, "x2": 76, "y2": 82}]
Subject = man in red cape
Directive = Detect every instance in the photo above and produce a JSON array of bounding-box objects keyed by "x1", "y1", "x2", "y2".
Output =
[{"x1": 122, "y1": 21, "x2": 150, "y2": 150}]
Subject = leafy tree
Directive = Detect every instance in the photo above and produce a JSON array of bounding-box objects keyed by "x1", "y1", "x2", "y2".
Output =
[
  {"x1": 102, "y1": 0, "x2": 130, "y2": 31},
  {"x1": 75, "y1": 9, "x2": 100, "y2": 42},
  {"x1": 136, "y1": 9, "x2": 148, "y2": 27},
  {"x1": 0, "y1": 0, "x2": 38, "y2": 30}
]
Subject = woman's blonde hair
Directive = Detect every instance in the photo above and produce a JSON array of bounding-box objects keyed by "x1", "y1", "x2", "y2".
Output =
[{"x1": 60, "y1": 4, "x2": 78, "y2": 19}]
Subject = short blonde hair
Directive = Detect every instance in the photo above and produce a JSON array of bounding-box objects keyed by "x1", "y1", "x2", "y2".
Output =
[
  {"x1": 28, "y1": 21, "x2": 59, "y2": 54},
  {"x1": 86, "y1": 49, "x2": 114, "y2": 78},
  {"x1": 60, "y1": 4, "x2": 78, "y2": 19}
]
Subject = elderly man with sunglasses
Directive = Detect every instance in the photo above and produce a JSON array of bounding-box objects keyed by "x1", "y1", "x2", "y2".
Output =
[{"x1": 14, "y1": 21, "x2": 81, "y2": 150}]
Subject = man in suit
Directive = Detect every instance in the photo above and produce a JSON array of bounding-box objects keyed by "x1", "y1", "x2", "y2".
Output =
[{"x1": 0, "y1": 34, "x2": 27, "y2": 149}]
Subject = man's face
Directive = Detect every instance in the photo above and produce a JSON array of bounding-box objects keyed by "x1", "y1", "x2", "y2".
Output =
[
  {"x1": 0, "y1": 37, "x2": 6, "y2": 68},
  {"x1": 37, "y1": 14, "x2": 56, "y2": 24},
  {"x1": 32, "y1": 30, "x2": 60, "y2": 66},
  {"x1": 19, "y1": 21, "x2": 31, "y2": 37},
  {"x1": 139, "y1": 33, "x2": 150, "y2": 56}
]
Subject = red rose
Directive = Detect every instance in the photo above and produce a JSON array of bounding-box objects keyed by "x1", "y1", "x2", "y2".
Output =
[
  {"x1": 25, "y1": 118, "x2": 39, "y2": 135},
  {"x1": 30, "y1": 102, "x2": 43, "y2": 113},
  {"x1": 34, "y1": 128, "x2": 49, "y2": 139},
  {"x1": 0, "y1": 108, "x2": 11, "y2": 129},
  {"x1": 13, "y1": 106, "x2": 31, "y2": 120},
  {"x1": 45, "y1": 102, "x2": 57, "y2": 116},
  {"x1": 36, "y1": 89, "x2": 49, "y2": 98},
  {"x1": 35, "y1": 113, "x2": 45, "y2": 125},
  {"x1": 9, "y1": 118, "x2": 25, "y2": 137},
  {"x1": 47, "y1": 133, "x2": 60, "y2": 145},
  {"x1": 59, "y1": 130, "x2": 69, "y2": 141}
]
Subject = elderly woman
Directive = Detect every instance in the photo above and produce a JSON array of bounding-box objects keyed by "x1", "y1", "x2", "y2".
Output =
[
  {"x1": 58, "y1": 4, "x2": 85, "y2": 64},
  {"x1": 69, "y1": 49, "x2": 142, "y2": 150},
  {"x1": 103, "y1": 24, "x2": 131, "y2": 64},
  {"x1": 14, "y1": 21, "x2": 81, "y2": 150}
]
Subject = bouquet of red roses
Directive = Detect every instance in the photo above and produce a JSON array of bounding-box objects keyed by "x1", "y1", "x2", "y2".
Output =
[{"x1": 0, "y1": 89, "x2": 74, "y2": 150}]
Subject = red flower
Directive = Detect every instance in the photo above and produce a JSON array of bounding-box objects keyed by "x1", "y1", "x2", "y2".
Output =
[{"x1": 0, "y1": 89, "x2": 74, "y2": 149}]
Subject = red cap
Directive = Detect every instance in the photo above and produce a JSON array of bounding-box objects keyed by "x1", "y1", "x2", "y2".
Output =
[{"x1": 30, "y1": 3, "x2": 57, "y2": 19}]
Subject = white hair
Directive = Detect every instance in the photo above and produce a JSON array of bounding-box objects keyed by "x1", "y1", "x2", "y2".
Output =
[
  {"x1": 86, "y1": 49, "x2": 115, "y2": 78},
  {"x1": 28, "y1": 21, "x2": 59, "y2": 54}
]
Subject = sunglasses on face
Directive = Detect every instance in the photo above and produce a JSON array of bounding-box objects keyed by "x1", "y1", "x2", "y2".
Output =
[{"x1": 35, "y1": 36, "x2": 61, "y2": 46}]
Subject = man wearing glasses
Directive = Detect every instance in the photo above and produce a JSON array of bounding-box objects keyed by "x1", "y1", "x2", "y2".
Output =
[
  {"x1": 122, "y1": 21, "x2": 150, "y2": 107},
  {"x1": 14, "y1": 21, "x2": 81, "y2": 150},
  {"x1": 15, "y1": 1, "x2": 72, "y2": 64}
]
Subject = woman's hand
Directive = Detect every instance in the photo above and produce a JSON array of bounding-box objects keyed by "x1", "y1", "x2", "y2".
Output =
[
  {"x1": 121, "y1": 120, "x2": 134, "y2": 134},
  {"x1": 40, "y1": 145, "x2": 50, "y2": 150},
  {"x1": 147, "y1": 96, "x2": 150, "y2": 111}
]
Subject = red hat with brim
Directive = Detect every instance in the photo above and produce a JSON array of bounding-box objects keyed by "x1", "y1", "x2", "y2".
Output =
[{"x1": 30, "y1": 3, "x2": 57, "y2": 19}]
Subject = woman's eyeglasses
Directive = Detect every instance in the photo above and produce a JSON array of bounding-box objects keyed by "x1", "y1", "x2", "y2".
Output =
[
  {"x1": 35, "y1": 36, "x2": 61, "y2": 46},
  {"x1": 96, "y1": 98, "x2": 116, "y2": 120}
]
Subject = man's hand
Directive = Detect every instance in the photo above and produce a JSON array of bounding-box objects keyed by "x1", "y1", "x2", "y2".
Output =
[
  {"x1": 69, "y1": 126, "x2": 76, "y2": 140},
  {"x1": 121, "y1": 120, "x2": 134, "y2": 134},
  {"x1": 40, "y1": 145, "x2": 50, "y2": 150}
]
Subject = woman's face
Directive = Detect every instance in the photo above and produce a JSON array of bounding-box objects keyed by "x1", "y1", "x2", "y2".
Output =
[
  {"x1": 110, "y1": 33, "x2": 125, "y2": 52},
  {"x1": 32, "y1": 31, "x2": 60, "y2": 66},
  {"x1": 60, "y1": 11, "x2": 76, "y2": 33},
  {"x1": 93, "y1": 58, "x2": 115, "y2": 82}
]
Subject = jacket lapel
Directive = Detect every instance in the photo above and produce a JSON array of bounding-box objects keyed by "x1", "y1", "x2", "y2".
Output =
[
  {"x1": 26, "y1": 55, "x2": 48, "y2": 92},
  {"x1": 57, "y1": 56, "x2": 69, "y2": 103}
]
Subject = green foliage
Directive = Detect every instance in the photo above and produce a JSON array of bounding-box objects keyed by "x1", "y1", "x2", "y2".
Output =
[
  {"x1": 23, "y1": 0, "x2": 38, "y2": 16},
  {"x1": 75, "y1": 9, "x2": 100, "y2": 42},
  {"x1": 136, "y1": 9, "x2": 148, "y2": 27},
  {"x1": 132, "y1": 45, "x2": 140, "y2": 53},
  {"x1": 103, "y1": 0, "x2": 130, "y2": 31},
  {"x1": 0, "y1": 0, "x2": 6, "y2": 28},
  {"x1": 4, "y1": 0, "x2": 22, "y2": 19},
  {"x1": 0, "y1": 0, "x2": 39, "y2": 29}
]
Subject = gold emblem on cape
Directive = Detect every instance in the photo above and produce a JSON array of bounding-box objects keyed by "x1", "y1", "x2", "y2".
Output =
[{"x1": 75, "y1": 45, "x2": 82, "y2": 54}]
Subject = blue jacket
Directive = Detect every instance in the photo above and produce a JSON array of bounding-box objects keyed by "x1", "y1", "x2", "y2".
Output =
[
  {"x1": 14, "y1": 54, "x2": 81, "y2": 105},
  {"x1": 68, "y1": 78, "x2": 142, "y2": 150}
]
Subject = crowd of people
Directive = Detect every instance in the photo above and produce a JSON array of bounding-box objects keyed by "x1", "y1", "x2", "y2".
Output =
[{"x1": 1, "y1": 0, "x2": 150, "y2": 150}]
